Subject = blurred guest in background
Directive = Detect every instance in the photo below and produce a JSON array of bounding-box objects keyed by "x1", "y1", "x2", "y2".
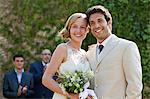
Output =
[
  {"x1": 3, "y1": 54, "x2": 34, "y2": 98},
  {"x1": 29, "y1": 49, "x2": 55, "y2": 99}
]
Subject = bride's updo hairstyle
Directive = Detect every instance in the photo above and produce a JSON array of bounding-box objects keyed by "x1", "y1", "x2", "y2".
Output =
[{"x1": 59, "y1": 13, "x2": 88, "y2": 39}]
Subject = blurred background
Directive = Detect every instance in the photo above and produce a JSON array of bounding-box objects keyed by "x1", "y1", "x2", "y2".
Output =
[{"x1": 0, "y1": 0, "x2": 150, "y2": 98}]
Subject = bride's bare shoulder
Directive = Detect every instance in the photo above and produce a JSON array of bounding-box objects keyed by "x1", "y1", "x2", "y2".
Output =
[{"x1": 55, "y1": 43, "x2": 67, "y2": 52}]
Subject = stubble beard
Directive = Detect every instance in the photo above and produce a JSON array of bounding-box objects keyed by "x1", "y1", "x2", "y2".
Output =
[{"x1": 97, "y1": 29, "x2": 110, "y2": 42}]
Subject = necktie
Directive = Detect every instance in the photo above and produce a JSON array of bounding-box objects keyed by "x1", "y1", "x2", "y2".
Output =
[{"x1": 99, "y1": 45, "x2": 104, "y2": 54}]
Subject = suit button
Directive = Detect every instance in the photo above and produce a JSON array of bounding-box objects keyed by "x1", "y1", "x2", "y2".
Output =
[{"x1": 95, "y1": 84, "x2": 98, "y2": 87}]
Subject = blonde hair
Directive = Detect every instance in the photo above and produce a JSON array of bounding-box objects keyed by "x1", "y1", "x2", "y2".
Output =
[{"x1": 59, "y1": 13, "x2": 88, "y2": 39}]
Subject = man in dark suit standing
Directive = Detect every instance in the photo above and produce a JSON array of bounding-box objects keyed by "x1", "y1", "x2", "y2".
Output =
[
  {"x1": 29, "y1": 49, "x2": 54, "y2": 99},
  {"x1": 3, "y1": 54, "x2": 34, "y2": 99}
]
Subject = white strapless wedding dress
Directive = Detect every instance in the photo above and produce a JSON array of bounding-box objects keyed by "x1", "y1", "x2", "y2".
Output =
[{"x1": 52, "y1": 44, "x2": 90, "y2": 99}]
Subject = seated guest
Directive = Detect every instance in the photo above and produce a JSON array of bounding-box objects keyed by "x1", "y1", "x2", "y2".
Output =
[{"x1": 3, "y1": 54, "x2": 34, "y2": 98}]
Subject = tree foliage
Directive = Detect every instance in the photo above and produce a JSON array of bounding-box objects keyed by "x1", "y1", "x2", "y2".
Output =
[{"x1": 0, "y1": 0, "x2": 149, "y2": 98}]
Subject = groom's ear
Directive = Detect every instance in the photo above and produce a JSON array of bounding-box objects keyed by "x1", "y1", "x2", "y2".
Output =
[
  {"x1": 86, "y1": 26, "x2": 90, "y2": 33},
  {"x1": 107, "y1": 20, "x2": 112, "y2": 31}
]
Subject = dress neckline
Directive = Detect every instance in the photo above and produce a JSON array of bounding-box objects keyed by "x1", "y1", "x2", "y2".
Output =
[{"x1": 66, "y1": 42, "x2": 82, "y2": 52}]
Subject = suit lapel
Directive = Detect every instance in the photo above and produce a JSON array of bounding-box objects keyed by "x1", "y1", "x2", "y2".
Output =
[
  {"x1": 12, "y1": 70, "x2": 19, "y2": 89},
  {"x1": 96, "y1": 34, "x2": 119, "y2": 69},
  {"x1": 40, "y1": 61, "x2": 44, "y2": 72},
  {"x1": 12, "y1": 71, "x2": 19, "y2": 83},
  {"x1": 21, "y1": 72, "x2": 28, "y2": 87}
]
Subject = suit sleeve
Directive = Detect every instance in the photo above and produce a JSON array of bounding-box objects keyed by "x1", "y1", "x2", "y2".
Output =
[
  {"x1": 3, "y1": 74, "x2": 17, "y2": 98},
  {"x1": 86, "y1": 50, "x2": 94, "y2": 90},
  {"x1": 123, "y1": 42, "x2": 143, "y2": 99},
  {"x1": 29, "y1": 64, "x2": 42, "y2": 83}
]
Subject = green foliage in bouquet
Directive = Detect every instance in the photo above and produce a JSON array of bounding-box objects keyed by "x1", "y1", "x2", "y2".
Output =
[{"x1": 58, "y1": 71, "x2": 94, "y2": 94}]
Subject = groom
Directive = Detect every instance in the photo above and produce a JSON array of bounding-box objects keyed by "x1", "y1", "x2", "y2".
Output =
[{"x1": 86, "y1": 5, "x2": 143, "y2": 99}]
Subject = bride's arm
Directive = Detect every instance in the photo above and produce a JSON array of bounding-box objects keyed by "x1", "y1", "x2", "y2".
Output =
[{"x1": 42, "y1": 44, "x2": 69, "y2": 97}]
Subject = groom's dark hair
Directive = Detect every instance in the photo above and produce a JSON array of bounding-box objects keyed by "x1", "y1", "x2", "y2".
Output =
[{"x1": 86, "y1": 5, "x2": 111, "y2": 23}]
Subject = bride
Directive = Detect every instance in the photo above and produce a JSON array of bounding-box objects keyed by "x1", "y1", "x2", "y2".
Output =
[{"x1": 42, "y1": 13, "x2": 91, "y2": 99}]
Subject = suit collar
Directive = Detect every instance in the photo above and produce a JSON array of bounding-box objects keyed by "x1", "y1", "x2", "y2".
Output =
[
  {"x1": 14, "y1": 68, "x2": 24, "y2": 74},
  {"x1": 96, "y1": 34, "x2": 119, "y2": 69},
  {"x1": 12, "y1": 70, "x2": 27, "y2": 86},
  {"x1": 42, "y1": 61, "x2": 49, "y2": 67},
  {"x1": 20, "y1": 72, "x2": 26, "y2": 86},
  {"x1": 97, "y1": 34, "x2": 112, "y2": 46}
]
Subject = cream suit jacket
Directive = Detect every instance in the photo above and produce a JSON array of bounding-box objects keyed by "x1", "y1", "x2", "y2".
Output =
[{"x1": 86, "y1": 34, "x2": 142, "y2": 99}]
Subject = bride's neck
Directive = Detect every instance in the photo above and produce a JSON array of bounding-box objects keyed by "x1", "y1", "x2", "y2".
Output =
[{"x1": 69, "y1": 41, "x2": 81, "y2": 50}]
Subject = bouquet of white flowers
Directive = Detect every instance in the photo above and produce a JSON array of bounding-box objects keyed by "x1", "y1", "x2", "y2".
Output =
[{"x1": 58, "y1": 70, "x2": 94, "y2": 94}]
